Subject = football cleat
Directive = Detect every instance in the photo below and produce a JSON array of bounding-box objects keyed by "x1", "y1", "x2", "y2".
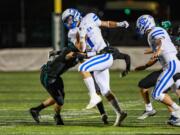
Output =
[
  {"x1": 167, "y1": 115, "x2": 180, "y2": 126},
  {"x1": 113, "y1": 111, "x2": 127, "y2": 126},
  {"x1": 54, "y1": 114, "x2": 64, "y2": 125},
  {"x1": 86, "y1": 94, "x2": 102, "y2": 109},
  {"x1": 137, "y1": 109, "x2": 157, "y2": 120},
  {"x1": 29, "y1": 108, "x2": 40, "y2": 123},
  {"x1": 101, "y1": 114, "x2": 108, "y2": 125}
]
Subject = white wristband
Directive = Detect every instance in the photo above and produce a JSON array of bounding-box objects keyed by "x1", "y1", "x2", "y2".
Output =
[
  {"x1": 116, "y1": 22, "x2": 124, "y2": 27},
  {"x1": 116, "y1": 21, "x2": 129, "y2": 28}
]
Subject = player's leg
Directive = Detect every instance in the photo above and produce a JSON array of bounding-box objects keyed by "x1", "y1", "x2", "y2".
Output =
[
  {"x1": 153, "y1": 89, "x2": 180, "y2": 126},
  {"x1": 173, "y1": 73, "x2": 180, "y2": 104},
  {"x1": 51, "y1": 77, "x2": 65, "y2": 125},
  {"x1": 166, "y1": 105, "x2": 180, "y2": 126},
  {"x1": 29, "y1": 97, "x2": 55, "y2": 123},
  {"x1": 79, "y1": 71, "x2": 102, "y2": 109},
  {"x1": 176, "y1": 90, "x2": 180, "y2": 104},
  {"x1": 54, "y1": 103, "x2": 64, "y2": 125},
  {"x1": 39, "y1": 74, "x2": 65, "y2": 125},
  {"x1": 167, "y1": 74, "x2": 180, "y2": 126},
  {"x1": 78, "y1": 54, "x2": 113, "y2": 109},
  {"x1": 79, "y1": 53, "x2": 125, "y2": 126},
  {"x1": 29, "y1": 69, "x2": 56, "y2": 123},
  {"x1": 152, "y1": 61, "x2": 180, "y2": 125},
  {"x1": 94, "y1": 69, "x2": 127, "y2": 126},
  {"x1": 91, "y1": 72, "x2": 108, "y2": 124},
  {"x1": 137, "y1": 70, "x2": 162, "y2": 119}
]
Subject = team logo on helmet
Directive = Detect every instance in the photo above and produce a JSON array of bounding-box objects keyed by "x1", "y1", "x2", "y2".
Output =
[{"x1": 136, "y1": 15, "x2": 155, "y2": 35}]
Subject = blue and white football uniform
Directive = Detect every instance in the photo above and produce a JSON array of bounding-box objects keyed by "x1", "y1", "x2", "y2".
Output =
[
  {"x1": 68, "y1": 13, "x2": 113, "y2": 95},
  {"x1": 148, "y1": 27, "x2": 180, "y2": 100}
]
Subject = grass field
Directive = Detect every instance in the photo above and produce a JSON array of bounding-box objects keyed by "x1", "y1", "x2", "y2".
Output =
[{"x1": 0, "y1": 71, "x2": 180, "y2": 135}]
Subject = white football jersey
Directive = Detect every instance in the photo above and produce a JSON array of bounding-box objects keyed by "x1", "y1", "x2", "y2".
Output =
[
  {"x1": 147, "y1": 27, "x2": 178, "y2": 67},
  {"x1": 68, "y1": 13, "x2": 107, "y2": 52}
]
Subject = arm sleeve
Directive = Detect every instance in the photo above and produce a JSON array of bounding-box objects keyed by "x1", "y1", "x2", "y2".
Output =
[{"x1": 113, "y1": 49, "x2": 131, "y2": 71}]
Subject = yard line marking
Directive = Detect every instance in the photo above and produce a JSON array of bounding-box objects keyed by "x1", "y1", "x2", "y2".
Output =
[
  {"x1": 0, "y1": 115, "x2": 169, "y2": 118},
  {"x1": 0, "y1": 108, "x2": 168, "y2": 111}
]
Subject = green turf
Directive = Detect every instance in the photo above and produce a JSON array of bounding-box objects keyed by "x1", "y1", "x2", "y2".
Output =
[{"x1": 0, "y1": 71, "x2": 180, "y2": 135}]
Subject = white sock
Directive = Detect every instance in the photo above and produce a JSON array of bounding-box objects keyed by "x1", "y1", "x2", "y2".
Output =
[
  {"x1": 83, "y1": 77, "x2": 97, "y2": 97},
  {"x1": 171, "y1": 102, "x2": 180, "y2": 111},
  {"x1": 145, "y1": 103, "x2": 153, "y2": 111},
  {"x1": 171, "y1": 111, "x2": 176, "y2": 116}
]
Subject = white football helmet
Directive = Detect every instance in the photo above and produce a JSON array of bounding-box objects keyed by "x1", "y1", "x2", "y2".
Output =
[
  {"x1": 62, "y1": 8, "x2": 82, "y2": 29},
  {"x1": 136, "y1": 15, "x2": 155, "y2": 35}
]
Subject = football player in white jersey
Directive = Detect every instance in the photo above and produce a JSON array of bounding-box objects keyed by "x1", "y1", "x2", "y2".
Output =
[
  {"x1": 62, "y1": 8, "x2": 129, "y2": 126},
  {"x1": 136, "y1": 15, "x2": 180, "y2": 126},
  {"x1": 135, "y1": 21, "x2": 180, "y2": 122}
]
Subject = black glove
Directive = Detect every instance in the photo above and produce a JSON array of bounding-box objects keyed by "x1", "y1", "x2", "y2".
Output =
[
  {"x1": 75, "y1": 53, "x2": 86, "y2": 62},
  {"x1": 99, "y1": 47, "x2": 115, "y2": 54},
  {"x1": 121, "y1": 70, "x2": 129, "y2": 77}
]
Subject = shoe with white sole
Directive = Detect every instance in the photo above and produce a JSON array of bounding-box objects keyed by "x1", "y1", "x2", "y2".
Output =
[
  {"x1": 167, "y1": 115, "x2": 180, "y2": 126},
  {"x1": 86, "y1": 94, "x2": 102, "y2": 109},
  {"x1": 113, "y1": 111, "x2": 127, "y2": 126},
  {"x1": 137, "y1": 109, "x2": 157, "y2": 120}
]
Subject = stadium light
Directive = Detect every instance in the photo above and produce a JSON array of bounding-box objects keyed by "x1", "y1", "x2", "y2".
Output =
[{"x1": 124, "y1": 8, "x2": 131, "y2": 15}]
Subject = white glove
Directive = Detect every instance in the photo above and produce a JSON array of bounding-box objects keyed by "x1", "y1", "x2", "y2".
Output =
[{"x1": 117, "y1": 21, "x2": 129, "y2": 28}]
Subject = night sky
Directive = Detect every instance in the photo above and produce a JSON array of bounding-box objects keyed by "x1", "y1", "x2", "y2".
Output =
[
  {"x1": 0, "y1": 0, "x2": 179, "y2": 21},
  {"x1": 0, "y1": 0, "x2": 179, "y2": 48}
]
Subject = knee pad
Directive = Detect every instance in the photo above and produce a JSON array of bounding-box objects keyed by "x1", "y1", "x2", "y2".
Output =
[
  {"x1": 152, "y1": 93, "x2": 165, "y2": 101},
  {"x1": 56, "y1": 97, "x2": 64, "y2": 106}
]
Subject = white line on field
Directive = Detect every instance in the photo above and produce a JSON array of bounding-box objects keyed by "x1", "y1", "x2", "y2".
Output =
[
  {"x1": 0, "y1": 131, "x2": 179, "y2": 135},
  {"x1": 0, "y1": 115, "x2": 169, "y2": 118},
  {"x1": 0, "y1": 108, "x2": 168, "y2": 111}
]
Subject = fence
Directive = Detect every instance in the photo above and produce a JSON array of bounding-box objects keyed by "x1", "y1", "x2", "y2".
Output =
[{"x1": 0, "y1": 47, "x2": 161, "y2": 71}]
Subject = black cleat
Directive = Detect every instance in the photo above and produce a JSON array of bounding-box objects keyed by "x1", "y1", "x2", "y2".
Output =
[
  {"x1": 54, "y1": 114, "x2": 64, "y2": 125},
  {"x1": 29, "y1": 108, "x2": 40, "y2": 123},
  {"x1": 101, "y1": 114, "x2": 109, "y2": 125}
]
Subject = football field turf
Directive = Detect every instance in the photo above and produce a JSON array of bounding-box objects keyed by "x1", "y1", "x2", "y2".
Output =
[{"x1": 0, "y1": 71, "x2": 180, "y2": 135}]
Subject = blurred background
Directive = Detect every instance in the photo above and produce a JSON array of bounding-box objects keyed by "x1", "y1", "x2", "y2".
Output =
[{"x1": 0, "y1": 0, "x2": 179, "y2": 71}]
